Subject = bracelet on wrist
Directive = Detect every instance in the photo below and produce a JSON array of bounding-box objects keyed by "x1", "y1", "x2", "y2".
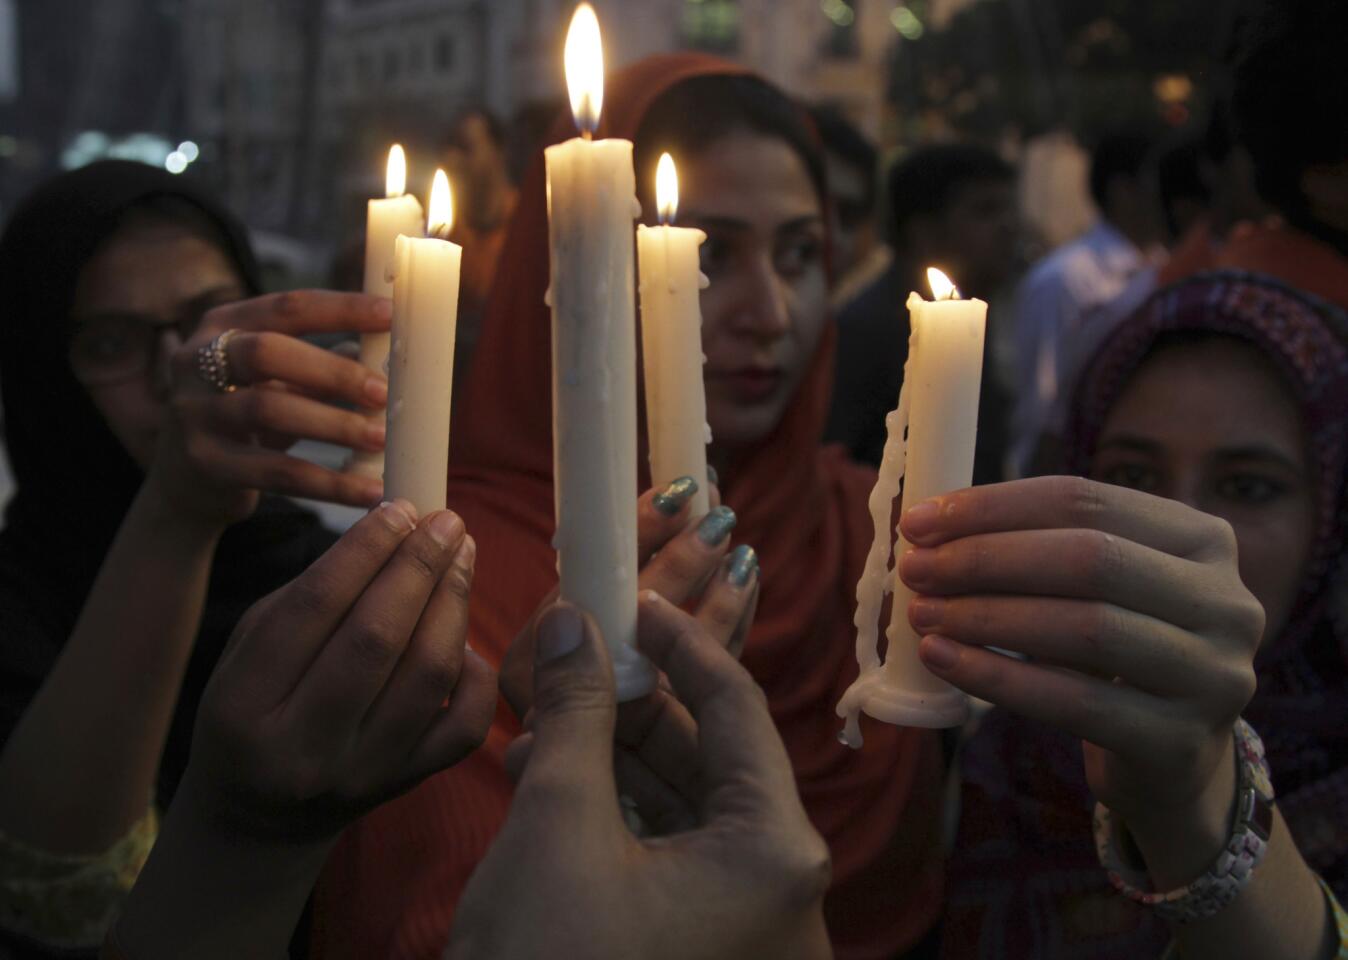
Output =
[{"x1": 1093, "y1": 717, "x2": 1275, "y2": 925}]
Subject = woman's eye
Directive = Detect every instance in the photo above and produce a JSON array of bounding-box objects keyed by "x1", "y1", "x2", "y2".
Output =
[
  {"x1": 698, "y1": 236, "x2": 731, "y2": 277},
  {"x1": 1215, "y1": 474, "x2": 1287, "y2": 505},
  {"x1": 1100, "y1": 462, "x2": 1161, "y2": 493},
  {"x1": 773, "y1": 236, "x2": 821, "y2": 279},
  {"x1": 75, "y1": 326, "x2": 137, "y2": 362}
]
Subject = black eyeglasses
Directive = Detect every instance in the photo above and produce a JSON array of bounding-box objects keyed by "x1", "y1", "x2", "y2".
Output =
[{"x1": 69, "y1": 291, "x2": 244, "y2": 386}]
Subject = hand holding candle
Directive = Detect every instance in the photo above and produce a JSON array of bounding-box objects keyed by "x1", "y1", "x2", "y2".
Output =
[
  {"x1": 383, "y1": 169, "x2": 461, "y2": 518},
  {"x1": 638, "y1": 153, "x2": 712, "y2": 518},
  {"x1": 546, "y1": 3, "x2": 655, "y2": 701},
  {"x1": 350, "y1": 144, "x2": 425, "y2": 479},
  {"x1": 838, "y1": 268, "x2": 985, "y2": 745}
]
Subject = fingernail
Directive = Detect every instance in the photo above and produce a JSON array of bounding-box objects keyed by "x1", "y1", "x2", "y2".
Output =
[
  {"x1": 365, "y1": 377, "x2": 389, "y2": 406},
  {"x1": 652, "y1": 476, "x2": 699, "y2": 516},
  {"x1": 707, "y1": 464, "x2": 719, "y2": 487},
  {"x1": 726, "y1": 544, "x2": 758, "y2": 587},
  {"x1": 920, "y1": 634, "x2": 960, "y2": 671},
  {"x1": 536, "y1": 604, "x2": 585, "y2": 663},
  {"x1": 426, "y1": 511, "x2": 465, "y2": 548},
  {"x1": 899, "y1": 548, "x2": 935, "y2": 588},
  {"x1": 909, "y1": 596, "x2": 944, "y2": 631},
  {"x1": 379, "y1": 499, "x2": 417, "y2": 533},
  {"x1": 374, "y1": 297, "x2": 394, "y2": 320},
  {"x1": 697, "y1": 505, "x2": 737, "y2": 546},
  {"x1": 903, "y1": 499, "x2": 941, "y2": 541},
  {"x1": 364, "y1": 420, "x2": 386, "y2": 449},
  {"x1": 455, "y1": 534, "x2": 477, "y2": 568}
]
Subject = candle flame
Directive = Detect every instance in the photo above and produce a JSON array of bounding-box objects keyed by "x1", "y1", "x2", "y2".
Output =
[
  {"x1": 565, "y1": 3, "x2": 604, "y2": 137},
  {"x1": 428, "y1": 168, "x2": 453, "y2": 238},
  {"x1": 656, "y1": 152, "x2": 678, "y2": 224},
  {"x1": 385, "y1": 143, "x2": 406, "y2": 198},
  {"x1": 926, "y1": 267, "x2": 960, "y2": 300}
]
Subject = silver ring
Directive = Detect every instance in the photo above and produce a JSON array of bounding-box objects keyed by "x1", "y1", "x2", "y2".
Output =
[{"x1": 196, "y1": 328, "x2": 241, "y2": 393}]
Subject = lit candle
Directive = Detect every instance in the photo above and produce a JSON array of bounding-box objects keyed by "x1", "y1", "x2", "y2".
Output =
[
  {"x1": 350, "y1": 144, "x2": 425, "y2": 479},
  {"x1": 383, "y1": 169, "x2": 461, "y2": 517},
  {"x1": 546, "y1": 3, "x2": 654, "y2": 701},
  {"x1": 838, "y1": 267, "x2": 985, "y2": 746},
  {"x1": 637, "y1": 152, "x2": 711, "y2": 518}
]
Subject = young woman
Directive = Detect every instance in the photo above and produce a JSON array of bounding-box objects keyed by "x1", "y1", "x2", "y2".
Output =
[
  {"x1": 315, "y1": 54, "x2": 945, "y2": 959},
  {"x1": 930, "y1": 272, "x2": 1348, "y2": 958},
  {"x1": 0, "y1": 160, "x2": 391, "y2": 954}
]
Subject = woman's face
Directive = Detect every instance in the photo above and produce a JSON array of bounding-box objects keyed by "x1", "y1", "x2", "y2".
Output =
[
  {"x1": 1090, "y1": 337, "x2": 1318, "y2": 641},
  {"x1": 70, "y1": 223, "x2": 245, "y2": 468},
  {"x1": 676, "y1": 132, "x2": 828, "y2": 454}
]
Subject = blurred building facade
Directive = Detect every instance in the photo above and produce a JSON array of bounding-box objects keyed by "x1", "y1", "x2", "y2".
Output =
[{"x1": 174, "y1": 0, "x2": 906, "y2": 239}]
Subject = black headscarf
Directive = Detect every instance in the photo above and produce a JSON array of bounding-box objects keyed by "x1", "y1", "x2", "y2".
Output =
[{"x1": 0, "y1": 160, "x2": 337, "y2": 802}]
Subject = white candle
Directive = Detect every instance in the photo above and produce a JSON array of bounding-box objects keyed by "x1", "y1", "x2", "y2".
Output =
[
  {"x1": 383, "y1": 169, "x2": 461, "y2": 517},
  {"x1": 546, "y1": 3, "x2": 655, "y2": 701},
  {"x1": 838, "y1": 267, "x2": 985, "y2": 745},
  {"x1": 351, "y1": 144, "x2": 425, "y2": 479},
  {"x1": 637, "y1": 153, "x2": 711, "y2": 518}
]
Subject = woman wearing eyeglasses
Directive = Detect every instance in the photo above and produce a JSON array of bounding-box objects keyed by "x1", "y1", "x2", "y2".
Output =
[{"x1": 0, "y1": 161, "x2": 392, "y2": 956}]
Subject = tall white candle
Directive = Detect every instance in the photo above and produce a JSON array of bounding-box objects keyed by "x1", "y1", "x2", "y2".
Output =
[
  {"x1": 546, "y1": 3, "x2": 655, "y2": 701},
  {"x1": 838, "y1": 268, "x2": 984, "y2": 745},
  {"x1": 351, "y1": 144, "x2": 424, "y2": 479},
  {"x1": 383, "y1": 169, "x2": 461, "y2": 517},
  {"x1": 637, "y1": 152, "x2": 711, "y2": 518}
]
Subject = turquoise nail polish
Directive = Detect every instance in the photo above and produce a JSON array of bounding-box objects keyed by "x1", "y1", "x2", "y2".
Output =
[
  {"x1": 653, "y1": 476, "x2": 699, "y2": 516},
  {"x1": 707, "y1": 464, "x2": 719, "y2": 487},
  {"x1": 727, "y1": 544, "x2": 758, "y2": 587},
  {"x1": 697, "y1": 505, "x2": 737, "y2": 545}
]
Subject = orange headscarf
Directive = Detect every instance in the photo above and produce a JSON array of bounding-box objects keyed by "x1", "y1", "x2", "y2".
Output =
[{"x1": 315, "y1": 53, "x2": 943, "y2": 960}]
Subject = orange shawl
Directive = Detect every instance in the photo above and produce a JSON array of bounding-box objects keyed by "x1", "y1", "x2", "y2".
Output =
[{"x1": 315, "y1": 53, "x2": 942, "y2": 960}]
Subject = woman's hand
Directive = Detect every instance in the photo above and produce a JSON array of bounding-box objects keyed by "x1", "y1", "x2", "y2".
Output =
[
  {"x1": 499, "y1": 479, "x2": 760, "y2": 832},
  {"x1": 446, "y1": 597, "x2": 830, "y2": 960},
  {"x1": 184, "y1": 498, "x2": 496, "y2": 842},
  {"x1": 151, "y1": 290, "x2": 393, "y2": 524},
  {"x1": 112, "y1": 500, "x2": 497, "y2": 960},
  {"x1": 899, "y1": 476, "x2": 1264, "y2": 877}
]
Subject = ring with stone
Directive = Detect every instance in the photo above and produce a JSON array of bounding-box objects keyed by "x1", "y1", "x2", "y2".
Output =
[{"x1": 196, "y1": 328, "x2": 242, "y2": 393}]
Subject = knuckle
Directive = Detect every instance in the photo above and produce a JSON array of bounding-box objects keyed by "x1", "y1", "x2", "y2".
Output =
[
  {"x1": 1062, "y1": 476, "x2": 1108, "y2": 526},
  {"x1": 1080, "y1": 602, "x2": 1123, "y2": 659},
  {"x1": 749, "y1": 827, "x2": 832, "y2": 909},
  {"x1": 260, "y1": 460, "x2": 301, "y2": 492},
  {"x1": 400, "y1": 537, "x2": 446, "y2": 583},
  {"x1": 271, "y1": 290, "x2": 305, "y2": 322},
  {"x1": 531, "y1": 671, "x2": 615, "y2": 721},
  {"x1": 1077, "y1": 529, "x2": 1124, "y2": 592},
  {"x1": 282, "y1": 576, "x2": 334, "y2": 620},
  {"x1": 1204, "y1": 514, "x2": 1240, "y2": 559},
  {"x1": 660, "y1": 543, "x2": 713, "y2": 586},
  {"x1": 346, "y1": 617, "x2": 405, "y2": 669},
  {"x1": 413, "y1": 650, "x2": 462, "y2": 703},
  {"x1": 183, "y1": 431, "x2": 213, "y2": 465},
  {"x1": 1219, "y1": 661, "x2": 1258, "y2": 711}
]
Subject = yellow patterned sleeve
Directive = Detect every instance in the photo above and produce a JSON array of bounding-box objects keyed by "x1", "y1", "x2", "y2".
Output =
[
  {"x1": 1321, "y1": 877, "x2": 1348, "y2": 960},
  {"x1": 0, "y1": 807, "x2": 158, "y2": 951}
]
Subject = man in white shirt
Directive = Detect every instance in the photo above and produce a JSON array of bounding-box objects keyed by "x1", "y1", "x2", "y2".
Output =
[{"x1": 1011, "y1": 134, "x2": 1164, "y2": 475}]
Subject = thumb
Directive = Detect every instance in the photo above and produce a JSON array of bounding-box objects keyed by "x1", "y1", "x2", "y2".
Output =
[{"x1": 516, "y1": 603, "x2": 618, "y2": 814}]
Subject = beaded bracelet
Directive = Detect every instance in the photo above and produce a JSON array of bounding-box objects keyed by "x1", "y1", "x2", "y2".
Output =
[{"x1": 1093, "y1": 717, "x2": 1275, "y2": 924}]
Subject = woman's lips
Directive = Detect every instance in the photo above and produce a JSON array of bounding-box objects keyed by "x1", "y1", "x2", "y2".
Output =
[{"x1": 708, "y1": 367, "x2": 783, "y2": 403}]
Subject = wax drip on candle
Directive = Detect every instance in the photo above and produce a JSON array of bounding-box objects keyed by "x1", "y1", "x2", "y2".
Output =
[
  {"x1": 698, "y1": 272, "x2": 710, "y2": 291},
  {"x1": 836, "y1": 351, "x2": 916, "y2": 749}
]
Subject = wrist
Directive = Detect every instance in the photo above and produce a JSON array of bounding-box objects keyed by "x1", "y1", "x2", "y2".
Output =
[
  {"x1": 1122, "y1": 735, "x2": 1239, "y2": 890},
  {"x1": 135, "y1": 471, "x2": 232, "y2": 539},
  {"x1": 116, "y1": 770, "x2": 332, "y2": 960}
]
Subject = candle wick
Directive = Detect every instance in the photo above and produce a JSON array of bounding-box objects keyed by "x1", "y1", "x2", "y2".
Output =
[
  {"x1": 581, "y1": 129, "x2": 593, "y2": 142},
  {"x1": 431, "y1": 223, "x2": 452, "y2": 241}
]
